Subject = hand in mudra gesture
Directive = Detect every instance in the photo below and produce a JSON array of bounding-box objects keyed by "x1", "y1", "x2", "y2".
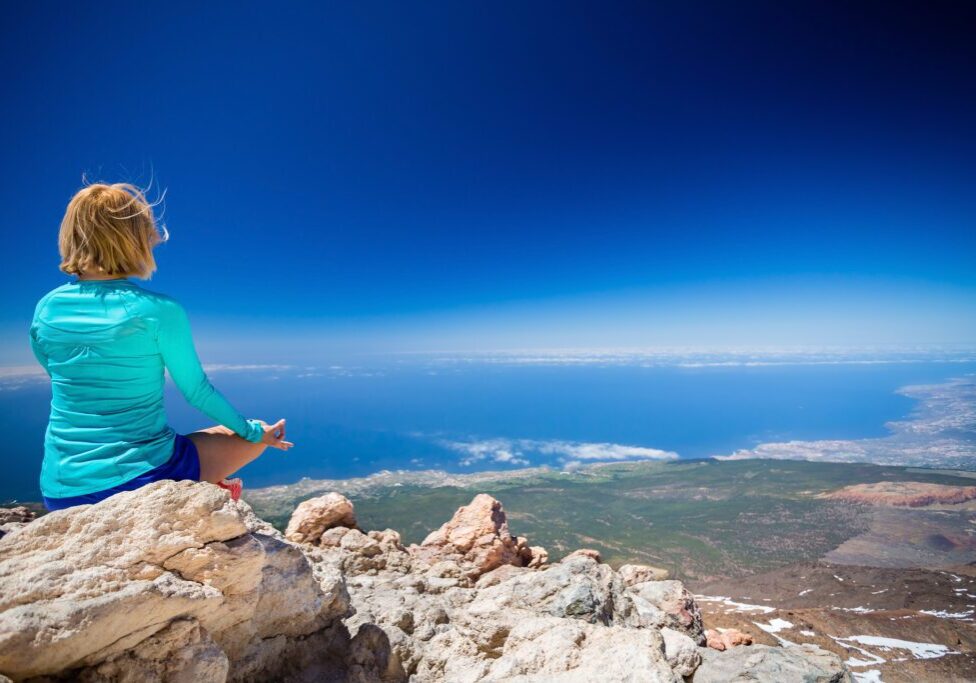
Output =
[{"x1": 259, "y1": 418, "x2": 294, "y2": 450}]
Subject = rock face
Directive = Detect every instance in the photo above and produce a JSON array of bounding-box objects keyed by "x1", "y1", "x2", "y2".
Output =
[
  {"x1": 0, "y1": 481, "x2": 383, "y2": 682},
  {"x1": 0, "y1": 486, "x2": 853, "y2": 683},
  {"x1": 821, "y1": 481, "x2": 976, "y2": 507}
]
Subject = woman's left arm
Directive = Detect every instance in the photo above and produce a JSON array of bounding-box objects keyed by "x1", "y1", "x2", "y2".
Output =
[{"x1": 155, "y1": 298, "x2": 265, "y2": 443}]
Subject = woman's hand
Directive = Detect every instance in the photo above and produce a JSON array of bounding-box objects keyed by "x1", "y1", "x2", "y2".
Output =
[{"x1": 259, "y1": 418, "x2": 294, "y2": 450}]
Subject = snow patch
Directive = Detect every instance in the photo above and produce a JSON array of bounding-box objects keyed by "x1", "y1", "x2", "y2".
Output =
[
  {"x1": 834, "y1": 635, "x2": 957, "y2": 661},
  {"x1": 754, "y1": 618, "x2": 793, "y2": 634},
  {"x1": 693, "y1": 595, "x2": 776, "y2": 613},
  {"x1": 919, "y1": 609, "x2": 974, "y2": 619}
]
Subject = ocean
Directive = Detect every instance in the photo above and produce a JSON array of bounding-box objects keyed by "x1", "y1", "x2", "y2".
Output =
[{"x1": 4, "y1": 354, "x2": 975, "y2": 503}]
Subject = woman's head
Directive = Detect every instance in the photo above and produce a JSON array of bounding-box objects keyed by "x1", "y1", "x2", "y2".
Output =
[{"x1": 58, "y1": 182, "x2": 168, "y2": 279}]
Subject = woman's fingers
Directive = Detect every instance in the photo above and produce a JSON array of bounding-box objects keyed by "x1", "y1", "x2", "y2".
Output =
[{"x1": 259, "y1": 418, "x2": 292, "y2": 449}]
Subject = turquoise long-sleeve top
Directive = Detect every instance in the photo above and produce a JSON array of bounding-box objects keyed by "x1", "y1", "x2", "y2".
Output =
[{"x1": 29, "y1": 277, "x2": 265, "y2": 498}]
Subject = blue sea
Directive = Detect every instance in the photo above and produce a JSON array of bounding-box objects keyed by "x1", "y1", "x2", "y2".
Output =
[{"x1": 3, "y1": 355, "x2": 976, "y2": 502}]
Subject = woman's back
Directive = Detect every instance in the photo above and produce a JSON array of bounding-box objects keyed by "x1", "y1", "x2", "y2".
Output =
[{"x1": 31, "y1": 276, "x2": 263, "y2": 498}]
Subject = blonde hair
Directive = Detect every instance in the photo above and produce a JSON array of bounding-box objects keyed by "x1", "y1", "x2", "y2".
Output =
[{"x1": 58, "y1": 182, "x2": 168, "y2": 279}]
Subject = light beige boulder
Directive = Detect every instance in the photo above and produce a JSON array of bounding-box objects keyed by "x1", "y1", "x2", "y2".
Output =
[
  {"x1": 423, "y1": 613, "x2": 680, "y2": 683},
  {"x1": 285, "y1": 491, "x2": 357, "y2": 544},
  {"x1": 0, "y1": 480, "x2": 353, "y2": 682}
]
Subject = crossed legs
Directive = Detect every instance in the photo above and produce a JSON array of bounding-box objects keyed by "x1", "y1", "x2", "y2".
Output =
[{"x1": 188, "y1": 424, "x2": 268, "y2": 484}]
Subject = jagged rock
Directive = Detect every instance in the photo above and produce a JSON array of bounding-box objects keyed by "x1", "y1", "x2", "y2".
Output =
[
  {"x1": 693, "y1": 643, "x2": 852, "y2": 682},
  {"x1": 705, "y1": 627, "x2": 753, "y2": 650},
  {"x1": 0, "y1": 507, "x2": 35, "y2": 540},
  {"x1": 285, "y1": 492, "x2": 357, "y2": 544},
  {"x1": 627, "y1": 580, "x2": 705, "y2": 644},
  {"x1": 662, "y1": 627, "x2": 701, "y2": 677},
  {"x1": 0, "y1": 480, "x2": 357, "y2": 682},
  {"x1": 619, "y1": 563, "x2": 670, "y2": 585},
  {"x1": 564, "y1": 548, "x2": 602, "y2": 562},
  {"x1": 408, "y1": 494, "x2": 525, "y2": 581}
]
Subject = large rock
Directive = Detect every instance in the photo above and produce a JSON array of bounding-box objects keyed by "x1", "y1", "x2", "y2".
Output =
[
  {"x1": 468, "y1": 553, "x2": 628, "y2": 625},
  {"x1": 285, "y1": 492, "x2": 357, "y2": 544},
  {"x1": 415, "y1": 613, "x2": 680, "y2": 683},
  {"x1": 407, "y1": 494, "x2": 537, "y2": 581},
  {"x1": 0, "y1": 483, "x2": 851, "y2": 683},
  {"x1": 693, "y1": 643, "x2": 852, "y2": 682},
  {"x1": 0, "y1": 480, "x2": 357, "y2": 682}
]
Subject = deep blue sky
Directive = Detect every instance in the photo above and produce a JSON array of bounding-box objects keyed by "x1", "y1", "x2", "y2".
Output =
[{"x1": 3, "y1": 1, "x2": 975, "y2": 362}]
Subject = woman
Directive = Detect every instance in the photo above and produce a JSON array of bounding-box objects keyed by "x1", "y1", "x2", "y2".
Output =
[{"x1": 29, "y1": 182, "x2": 293, "y2": 511}]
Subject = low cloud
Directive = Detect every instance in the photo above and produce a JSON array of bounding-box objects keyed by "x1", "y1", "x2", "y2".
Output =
[{"x1": 440, "y1": 436, "x2": 678, "y2": 468}]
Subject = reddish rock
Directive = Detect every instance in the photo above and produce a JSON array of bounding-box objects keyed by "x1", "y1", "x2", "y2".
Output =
[
  {"x1": 705, "y1": 629, "x2": 726, "y2": 651},
  {"x1": 409, "y1": 494, "x2": 524, "y2": 580},
  {"x1": 822, "y1": 481, "x2": 976, "y2": 507},
  {"x1": 705, "y1": 628, "x2": 753, "y2": 650}
]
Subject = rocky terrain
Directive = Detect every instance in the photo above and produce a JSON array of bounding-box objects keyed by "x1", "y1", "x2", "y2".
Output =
[
  {"x1": 691, "y1": 562, "x2": 976, "y2": 683},
  {"x1": 0, "y1": 481, "x2": 852, "y2": 682},
  {"x1": 247, "y1": 460, "x2": 976, "y2": 580}
]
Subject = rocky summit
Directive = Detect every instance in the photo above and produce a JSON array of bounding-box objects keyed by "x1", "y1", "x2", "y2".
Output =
[{"x1": 0, "y1": 481, "x2": 851, "y2": 682}]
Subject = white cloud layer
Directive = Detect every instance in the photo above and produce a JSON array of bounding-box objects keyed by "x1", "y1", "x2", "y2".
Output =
[{"x1": 420, "y1": 345, "x2": 976, "y2": 368}]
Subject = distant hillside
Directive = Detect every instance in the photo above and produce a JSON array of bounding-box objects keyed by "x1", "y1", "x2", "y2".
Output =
[{"x1": 248, "y1": 458, "x2": 976, "y2": 581}]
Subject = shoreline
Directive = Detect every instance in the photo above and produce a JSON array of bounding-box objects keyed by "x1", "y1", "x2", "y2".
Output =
[{"x1": 4, "y1": 371, "x2": 974, "y2": 506}]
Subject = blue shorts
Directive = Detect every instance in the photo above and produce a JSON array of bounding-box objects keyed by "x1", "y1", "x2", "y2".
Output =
[{"x1": 43, "y1": 433, "x2": 201, "y2": 511}]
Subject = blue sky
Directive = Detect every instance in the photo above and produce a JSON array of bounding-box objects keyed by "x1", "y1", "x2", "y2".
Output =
[{"x1": 2, "y1": 1, "x2": 975, "y2": 363}]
